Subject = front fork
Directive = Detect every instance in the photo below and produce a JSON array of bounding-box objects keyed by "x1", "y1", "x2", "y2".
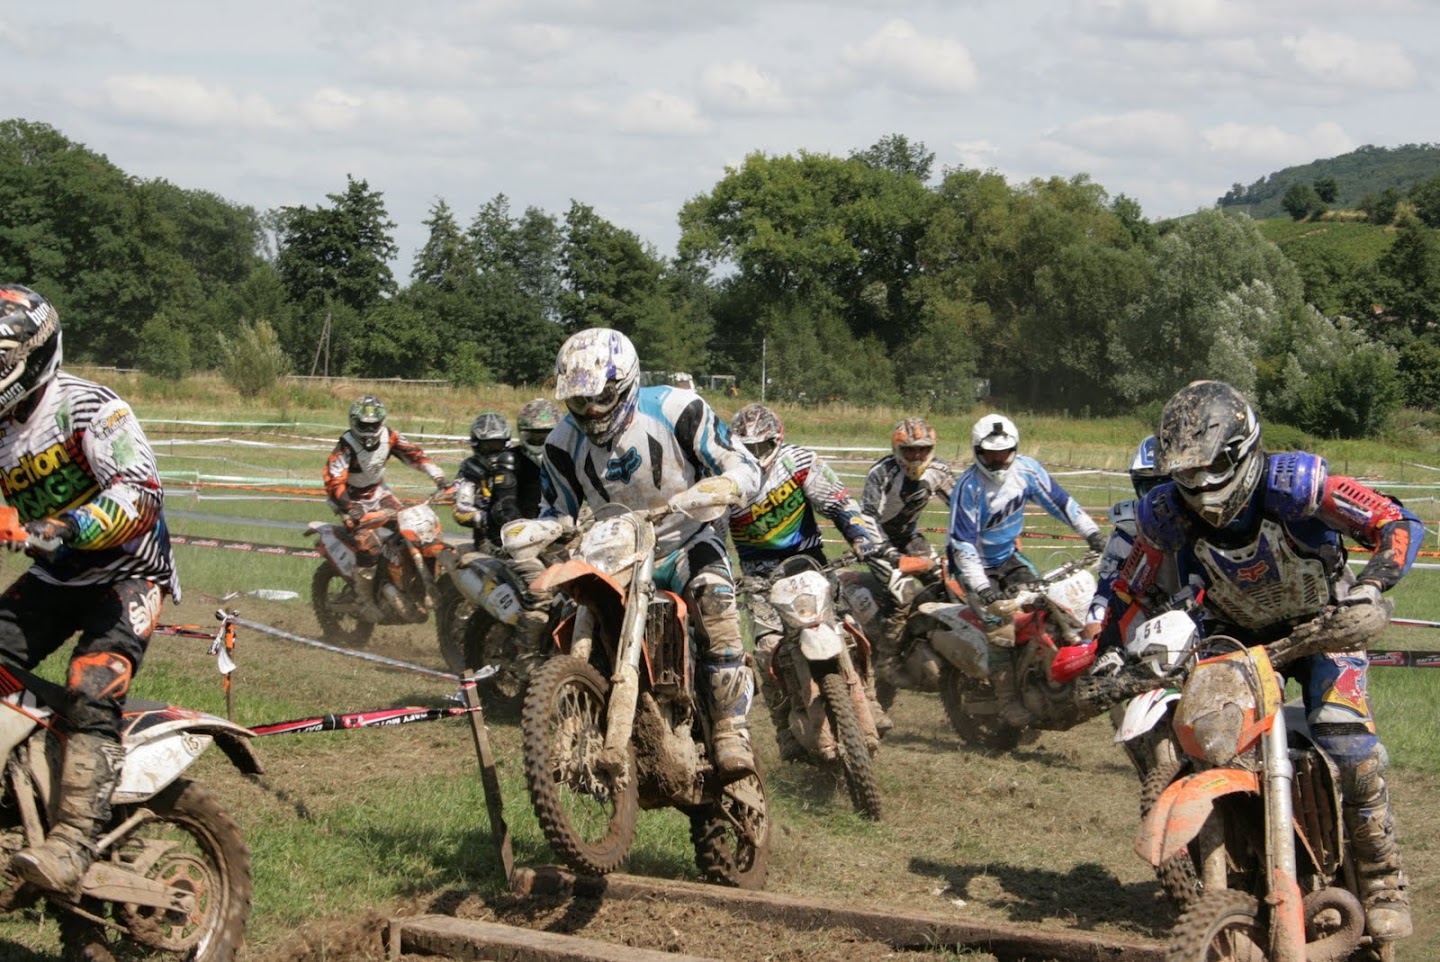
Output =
[
  {"x1": 1264, "y1": 715, "x2": 1307, "y2": 962},
  {"x1": 600, "y1": 553, "x2": 655, "y2": 776}
]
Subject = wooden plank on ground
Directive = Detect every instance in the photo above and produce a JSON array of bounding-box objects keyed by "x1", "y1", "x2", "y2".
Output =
[
  {"x1": 390, "y1": 914, "x2": 724, "y2": 962},
  {"x1": 513, "y1": 867, "x2": 1165, "y2": 962}
]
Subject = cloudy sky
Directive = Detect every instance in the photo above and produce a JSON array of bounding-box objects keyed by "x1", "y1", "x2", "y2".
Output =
[{"x1": 4, "y1": 1, "x2": 1435, "y2": 271}]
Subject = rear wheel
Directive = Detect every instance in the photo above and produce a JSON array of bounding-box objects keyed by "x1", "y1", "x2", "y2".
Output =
[
  {"x1": 310, "y1": 562, "x2": 375, "y2": 646},
  {"x1": 1166, "y1": 889, "x2": 1269, "y2": 962},
  {"x1": 77, "y1": 779, "x2": 254, "y2": 962},
  {"x1": 938, "y1": 665, "x2": 1021, "y2": 751},
  {"x1": 820, "y1": 672, "x2": 882, "y2": 820},
  {"x1": 691, "y1": 771, "x2": 770, "y2": 889},
  {"x1": 522, "y1": 656, "x2": 637, "y2": 876}
]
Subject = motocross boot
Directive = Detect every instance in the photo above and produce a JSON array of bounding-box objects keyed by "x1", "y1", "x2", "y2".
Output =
[
  {"x1": 13, "y1": 733, "x2": 125, "y2": 896},
  {"x1": 863, "y1": 672, "x2": 893, "y2": 739},
  {"x1": 1343, "y1": 758, "x2": 1412, "y2": 941},
  {"x1": 514, "y1": 605, "x2": 553, "y2": 673},
  {"x1": 706, "y1": 662, "x2": 757, "y2": 782}
]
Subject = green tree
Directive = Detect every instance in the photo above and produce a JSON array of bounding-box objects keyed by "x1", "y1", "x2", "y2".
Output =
[
  {"x1": 1264, "y1": 310, "x2": 1403, "y2": 436},
  {"x1": 1408, "y1": 176, "x2": 1440, "y2": 228},
  {"x1": 1374, "y1": 221, "x2": 1440, "y2": 337},
  {"x1": 1396, "y1": 336, "x2": 1440, "y2": 409},
  {"x1": 219, "y1": 319, "x2": 291, "y2": 396},
  {"x1": 560, "y1": 201, "x2": 664, "y2": 334},
  {"x1": 1359, "y1": 187, "x2": 1402, "y2": 226},
  {"x1": 411, "y1": 198, "x2": 471, "y2": 290},
  {"x1": 137, "y1": 313, "x2": 193, "y2": 379},
  {"x1": 850, "y1": 133, "x2": 934, "y2": 182},
  {"x1": 1313, "y1": 177, "x2": 1339, "y2": 204},
  {"x1": 1282, "y1": 183, "x2": 1324, "y2": 221},
  {"x1": 1112, "y1": 210, "x2": 1304, "y2": 405}
]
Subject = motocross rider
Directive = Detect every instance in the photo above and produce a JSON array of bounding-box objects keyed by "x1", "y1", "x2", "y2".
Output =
[
  {"x1": 848, "y1": 418, "x2": 954, "y2": 660},
  {"x1": 539, "y1": 328, "x2": 763, "y2": 781},
  {"x1": 1111, "y1": 380, "x2": 1422, "y2": 943},
  {"x1": 324, "y1": 395, "x2": 449, "y2": 598},
  {"x1": 948, "y1": 413, "x2": 1106, "y2": 726},
  {"x1": 1081, "y1": 435, "x2": 1184, "y2": 674},
  {"x1": 514, "y1": 397, "x2": 561, "y2": 517},
  {"x1": 726, "y1": 403, "x2": 890, "y2": 761},
  {"x1": 453, "y1": 412, "x2": 520, "y2": 552},
  {"x1": 454, "y1": 407, "x2": 556, "y2": 659},
  {"x1": 0, "y1": 286, "x2": 180, "y2": 900}
]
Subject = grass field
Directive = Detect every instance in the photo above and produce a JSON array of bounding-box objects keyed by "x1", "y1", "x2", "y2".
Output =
[{"x1": 2, "y1": 370, "x2": 1438, "y2": 961}]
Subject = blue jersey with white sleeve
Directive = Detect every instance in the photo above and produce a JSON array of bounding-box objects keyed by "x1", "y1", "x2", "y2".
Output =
[{"x1": 947, "y1": 454, "x2": 1100, "y2": 594}]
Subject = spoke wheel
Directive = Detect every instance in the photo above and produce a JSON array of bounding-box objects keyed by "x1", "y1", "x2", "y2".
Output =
[
  {"x1": 938, "y1": 665, "x2": 1021, "y2": 751},
  {"x1": 100, "y1": 779, "x2": 253, "y2": 962},
  {"x1": 522, "y1": 656, "x2": 637, "y2": 875},
  {"x1": 820, "y1": 672, "x2": 882, "y2": 819},
  {"x1": 1166, "y1": 890, "x2": 1270, "y2": 962},
  {"x1": 311, "y1": 561, "x2": 376, "y2": 646},
  {"x1": 690, "y1": 771, "x2": 771, "y2": 890}
]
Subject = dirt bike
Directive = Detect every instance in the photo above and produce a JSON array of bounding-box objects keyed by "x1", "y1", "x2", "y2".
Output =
[
  {"x1": 514, "y1": 480, "x2": 771, "y2": 888},
  {"x1": 836, "y1": 551, "x2": 947, "y2": 710},
  {"x1": 1120, "y1": 602, "x2": 1396, "y2": 962},
  {"x1": 744, "y1": 553, "x2": 883, "y2": 820},
  {"x1": 0, "y1": 515, "x2": 258, "y2": 961},
  {"x1": 305, "y1": 495, "x2": 447, "y2": 646},
  {"x1": 894, "y1": 552, "x2": 1104, "y2": 751},
  {"x1": 432, "y1": 542, "x2": 570, "y2": 709}
]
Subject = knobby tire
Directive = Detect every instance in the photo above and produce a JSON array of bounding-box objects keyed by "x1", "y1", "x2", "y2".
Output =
[
  {"x1": 310, "y1": 561, "x2": 376, "y2": 647},
  {"x1": 1141, "y1": 757, "x2": 1204, "y2": 910},
  {"x1": 1165, "y1": 889, "x2": 1269, "y2": 962},
  {"x1": 690, "y1": 771, "x2": 771, "y2": 890},
  {"x1": 938, "y1": 665, "x2": 1022, "y2": 752},
  {"x1": 820, "y1": 672, "x2": 882, "y2": 820},
  {"x1": 521, "y1": 656, "x2": 638, "y2": 876},
  {"x1": 84, "y1": 778, "x2": 253, "y2": 962}
]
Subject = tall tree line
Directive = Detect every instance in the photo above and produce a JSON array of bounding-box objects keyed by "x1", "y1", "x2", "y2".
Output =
[{"x1": 2, "y1": 120, "x2": 1433, "y2": 435}]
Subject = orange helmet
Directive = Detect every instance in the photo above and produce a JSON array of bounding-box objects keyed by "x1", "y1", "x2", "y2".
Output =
[{"x1": 892, "y1": 417, "x2": 937, "y2": 480}]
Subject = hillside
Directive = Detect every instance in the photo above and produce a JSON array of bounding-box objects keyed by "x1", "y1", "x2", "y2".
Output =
[{"x1": 1217, "y1": 143, "x2": 1440, "y2": 217}]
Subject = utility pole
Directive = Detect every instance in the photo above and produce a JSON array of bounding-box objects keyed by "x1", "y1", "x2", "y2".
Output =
[
  {"x1": 309, "y1": 310, "x2": 332, "y2": 377},
  {"x1": 760, "y1": 337, "x2": 767, "y2": 403}
]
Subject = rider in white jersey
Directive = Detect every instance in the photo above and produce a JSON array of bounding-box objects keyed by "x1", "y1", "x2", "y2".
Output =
[{"x1": 540, "y1": 328, "x2": 762, "y2": 780}]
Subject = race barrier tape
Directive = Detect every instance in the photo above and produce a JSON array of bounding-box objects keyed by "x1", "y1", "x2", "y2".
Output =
[{"x1": 169, "y1": 533, "x2": 322, "y2": 559}]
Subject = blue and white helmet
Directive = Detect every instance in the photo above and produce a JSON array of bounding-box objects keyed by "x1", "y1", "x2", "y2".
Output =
[
  {"x1": 1129, "y1": 435, "x2": 1164, "y2": 499},
  {"x1": 971, "y1": 413, "x2": 1019, "y2": 483},
  {"x1": 554, "y1": 327, "x2": 641, "y2": 447}
]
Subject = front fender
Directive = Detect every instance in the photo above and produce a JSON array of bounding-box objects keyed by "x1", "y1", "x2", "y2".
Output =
[
  {"x1": 1114, "y1": 687, "x2": 1180, "y2": 745},
  {"x1": 116, "y1": 714, "x2": 262, "y2": 802},
  {"x1": 797, "y1": 623, "x2": 844, "y2": 661},
  {"x1": 1136, "y1": 768, "x2": 1259, "y2": 867}
]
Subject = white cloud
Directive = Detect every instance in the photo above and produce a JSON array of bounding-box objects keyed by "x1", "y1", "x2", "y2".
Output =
[
  {"x1": 569, "y1": 90, "x2": 710, "y2": 137},
  {"x1": 1050, "y1": 110, "x2": 1195, "y2": 156},
  {"x1": 103, "y1": 75, "x2": 289, "y2": 130},
  {"x1": 1280, "y1": 29, "x2": 1417, "y2": 90},
  {"x1": 699, "y1": 60, "x2": 794, "y2": 114},
  {"x1": 842, "y1": 19, "x2": 979, "y2": 96},
  {"x1": 356, "y1": 35, "x2": 489, "y2": 87},
  {"x1": 1201, "y1": 120, "x2": 1355, "y2": 167},
  {"x1": 504, "y1": 23, "x2": 576, "y2": 58},
  {"x1": 952, "y1": 138, "x2": 1002, "y2": 171}
]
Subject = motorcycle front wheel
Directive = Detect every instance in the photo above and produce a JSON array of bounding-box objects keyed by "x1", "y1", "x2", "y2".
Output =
[
  {"x1": 937, "y1": 665, "x2": 1021, "y2": 752},
  {"x1": 310, "y1": 561, "x2": 376, "y2": 646},
  {"x1": 435, "y1": 584, "x2": 529, "y2": 709},
  {"x1": 522, "y1": 656, "x2": 638, "y2": 876},
  {"x1": 690, "y1": 771, "x2": 771, "y2": 890},
  {"x1": 69, "y1": 778, "x2": 253, "y2": 962},
  {"x1": 1166, "y1": 889, "x2": 1269, "y2": 962},
  {"x1": 1141, "y1": 758, "x2": 1203, "y2": 909},
  {"x1": 820, "y1": 672, "x2": 882, "y2": 820}
]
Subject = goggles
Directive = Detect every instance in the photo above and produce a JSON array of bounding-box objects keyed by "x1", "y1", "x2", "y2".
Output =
[
  {"x1": 522, "y1": 429, "x2": 552, "y2": 447},
  {"x1": 977, "y1": 447, "x2": 1014, "y2": 470},
  {"x1": 743, "y1": 439, "x2": 778, "y2": 463},
  {"x1": 564, "y1": 381, "x2": 622, "y2": 419},
  {"x1": 898, "y1": 444, "x2": 933, "y2": 464}
]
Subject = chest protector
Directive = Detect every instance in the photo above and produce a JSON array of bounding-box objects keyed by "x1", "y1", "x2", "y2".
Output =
[
  {"x1": 1192, "y1": 519, "x2": 1331, "y2": 630},
  {"x1": 343, "y1": 430, "x2": 393, "y2": 490}
]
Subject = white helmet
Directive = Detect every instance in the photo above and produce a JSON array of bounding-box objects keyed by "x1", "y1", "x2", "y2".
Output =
[
  {"x1": 554, "y1": 328, "x2": 641, "y2": 446},
  {"x1": 971, "y1": 413, "x2": 1019, "y2": 483}
]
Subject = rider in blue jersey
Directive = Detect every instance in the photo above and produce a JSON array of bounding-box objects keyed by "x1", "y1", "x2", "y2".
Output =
[
  {"x1": 540, "y1": 328, "x2": 763, "y2": 780},
  {"x1": 1113, "y1": 380, "x2": 1422, "y2": 943},
  {"x1": 947, "y1": 414, "x2": 1105, "y2": 726}
]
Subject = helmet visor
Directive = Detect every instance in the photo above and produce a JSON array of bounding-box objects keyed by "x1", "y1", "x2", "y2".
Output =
[{"x1": 522, "y1": 429, "x2": 551, "y2": 448}]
